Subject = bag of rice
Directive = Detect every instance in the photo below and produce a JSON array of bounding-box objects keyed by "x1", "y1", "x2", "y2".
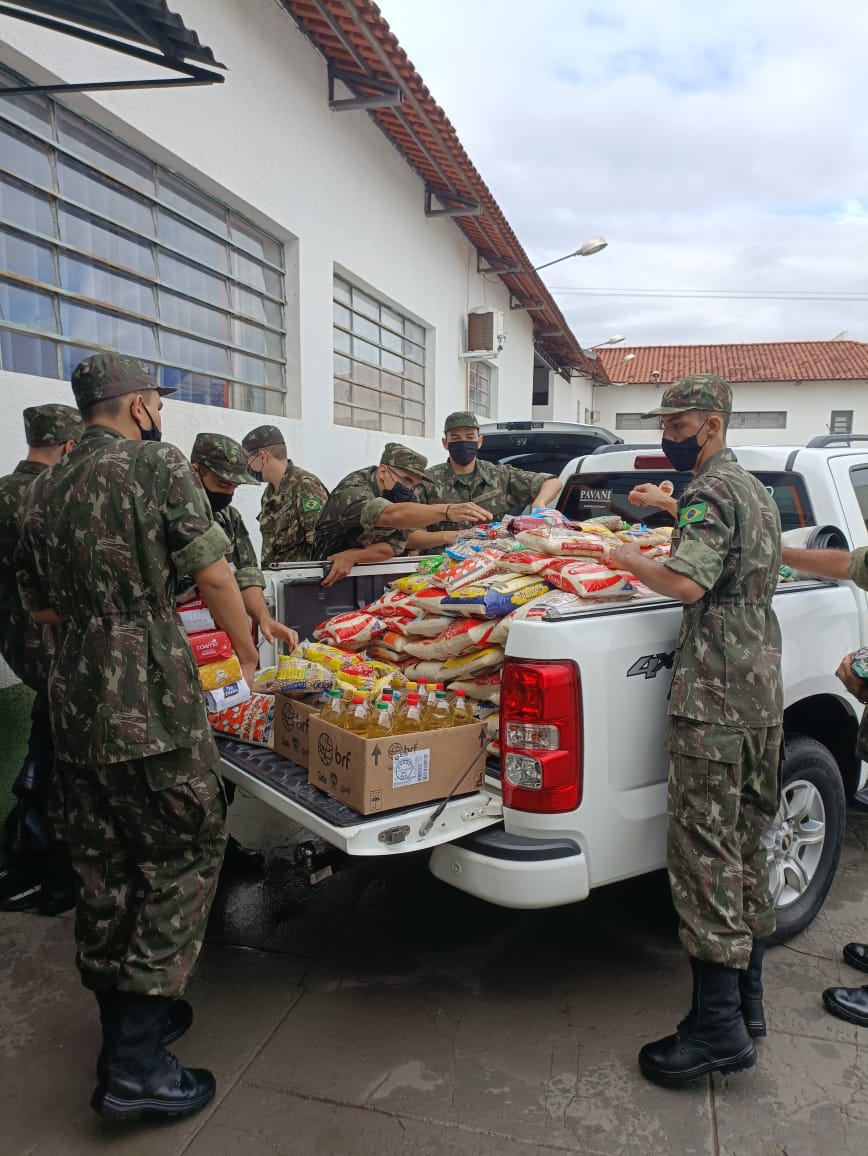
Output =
[
  {"x1": 402, "y1": 614, "x2": 455, "y2": 638},
  {"x1": 545, "y1": 559, "x2": 634, "y2": 599},
  {"x1": 312, "y1": 611, "x2": 386, "y2": 649},
  {"x1": 409, "y1": 586, "x2": 451, "y2": 614},
  {"x1": 365, "y1": 588, "x2": 417, "y2": 619},
  {"x1": 441, "y1": 574, "x2": 553, "y2": 618},
  {"x1": 435, "y1": 550, "x2": 503, "y2": 593},
  {"x1": 444, "y1": 540, "x2": 486, "y2": 561},
  {"x1": 487, "y1": 589, "x2": 582, "y2": 644},
  {"x1": 449, "y1": 672, "x2": 501, "y2": 703},
  {"x1": 615, "y1": 527, "x2": 672, "y2": 547},
  {"x1": 366, "y1": 643, "x2": 406, "y2": 664},
  {"x1": 403, "y1": 659, "x2": 449, "y2": 683},
  {"x1": 494, "y1": 551, "x2": 553, "y2": 575},
  {"x1": 515, "y1": 526, "x2": 611, "y2": 559},
  {"x1": 403, "y1": 617, "x2": 497, "y2": 660}
]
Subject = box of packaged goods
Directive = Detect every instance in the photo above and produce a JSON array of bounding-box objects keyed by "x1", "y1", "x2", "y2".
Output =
[
  {"x1": 307, "y1": 714, "x2": 487, "y2": 816},
  {"x1": 271, "y1": 692, "x2": 321, "y2": 768}
]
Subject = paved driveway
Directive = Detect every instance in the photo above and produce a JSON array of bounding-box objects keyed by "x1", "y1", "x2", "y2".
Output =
[{"x1": 3, "y1": 796, "x2": 868, "y2": 1155}]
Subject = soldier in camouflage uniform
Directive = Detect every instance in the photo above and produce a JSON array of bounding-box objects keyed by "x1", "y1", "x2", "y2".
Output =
[
  {"x1": 241, "y1": 424, "x2": 328, "y2": 564},
  {"x1": 312, "y1": 442, "x2": 492, "y2": 587},
  {"x1": 15, "y1": 354, "x2": 259, "y2": 1123},
  {"x1": 0, "y1": 404, "x2": 82, "y2": 914},
  {"x1": 407, "y1": 411, "x2": 561, "y2": 552},
  {"x1": 187, "y1": 432, "x2": 297, "y2": 873},
  {"x1": 610, "y1": 375, "x2": 783, "y2": 1086},
  {"x1": 780, "y1": 540, "x2": 868, "y2": 1027}
]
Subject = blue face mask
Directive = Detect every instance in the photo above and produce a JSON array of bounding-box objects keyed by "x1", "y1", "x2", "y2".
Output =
[{"x1": 136, "y1": 403, "x2": 161, "y2": 443}]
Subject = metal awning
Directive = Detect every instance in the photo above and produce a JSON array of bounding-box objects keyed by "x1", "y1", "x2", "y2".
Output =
[{"x1": 0, "y1": 0, "x2": 226, "y2": 93}]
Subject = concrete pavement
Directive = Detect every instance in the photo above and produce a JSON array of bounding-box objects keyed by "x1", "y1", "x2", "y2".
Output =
[{"x1": 3, "y1": 797, "x2": 868, "y2": 1155}]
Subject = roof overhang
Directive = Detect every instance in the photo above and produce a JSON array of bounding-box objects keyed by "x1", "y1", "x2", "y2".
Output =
[
  {"x1": 281, "y1": 0, "x2": 609, "y2": 385},
  {"x1": 0, "y1": 0, "x2": 225, "y2": 94}
]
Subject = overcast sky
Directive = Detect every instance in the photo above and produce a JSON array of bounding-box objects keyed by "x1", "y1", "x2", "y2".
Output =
[{"x1": 376, "y1": 0, "x2": 868, "y2": 350}]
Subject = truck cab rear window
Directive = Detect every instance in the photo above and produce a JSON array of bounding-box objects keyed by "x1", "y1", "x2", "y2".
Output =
[{"x1": 560, "y1": 471, "x2": 814, "y2": 532}]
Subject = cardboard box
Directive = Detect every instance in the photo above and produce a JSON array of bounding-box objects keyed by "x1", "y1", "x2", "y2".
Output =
[
  {"x1": 272, "y1": 693, "x2": 321, "y2": 768},
  {"x1": 307, "y1": 716, "x2": 488, "y2": 815}
]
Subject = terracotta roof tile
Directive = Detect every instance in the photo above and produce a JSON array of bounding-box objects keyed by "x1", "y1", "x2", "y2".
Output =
[
  {"x1": 598, "y1": 341, "x2": 868, "y2": 385},
  {"x1": 280, "y1": 0, "x2": 606, "y2": 381}
]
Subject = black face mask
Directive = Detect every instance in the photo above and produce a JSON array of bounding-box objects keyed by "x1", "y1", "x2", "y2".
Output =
[
  {"x1": 136, "y1": 403, "x2": 161, "y2": 443},
  {"x1": 448, "y1": 440, "x2": 479, "y2": 467},
  {"x1": 247, "y1": 456, "x2": 264, "y2": 483},
  {"x1": 205, "y1": 489, "x2": 233, "y2": 514},
  {"x1": 662, "y1": 421, "x2": 708, "y2": 473},
  {"x1": 383, "y1": 481, "x2": 417, "y2": 504}
]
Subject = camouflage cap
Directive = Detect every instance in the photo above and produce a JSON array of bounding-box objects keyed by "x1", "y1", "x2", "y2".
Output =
[
  {"x1": 71, "y1": 353, "x2": 175, "y2": 412},
  {"x1": 242, "y1": 424, "x2": 286, "y2": 454},
  {"x1": 642, "y1": 374, "x2": 733, "y2": 418},
  {"x1": 379, "y1": 442, "x2": 432, "y2": 482},
  {"x1": 191, "y1": 432, "x2": 259, "y2": 486},
  {"x1": 23, "y1": 403, "x2": 84, "y2": 447},
  {"x1": 444, "y1": 410, "x2": 480, "y2": 433}
]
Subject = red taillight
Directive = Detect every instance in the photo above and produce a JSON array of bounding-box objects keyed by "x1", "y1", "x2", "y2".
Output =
[
  {"x1": 499, "y1": 658, "x2": 582, "y2": 813},
  {"x1": 633, "y1": 454, "x2": 673, "y2": 468}
]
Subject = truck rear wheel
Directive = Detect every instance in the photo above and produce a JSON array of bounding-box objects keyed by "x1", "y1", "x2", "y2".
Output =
[{"x1": 767, "y1": 735, "x2": 846, "y2": 944}]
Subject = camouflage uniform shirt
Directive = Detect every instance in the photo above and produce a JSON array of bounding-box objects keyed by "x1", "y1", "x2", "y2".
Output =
[
  {"x1": 16, "y1": 425, "x2": 230, "y2": 765},
  {"x1": 664, "y1": 448, "x2": 783, "y2": 727},
  {"x1": 259, "y1": 462, "x2": 329, "y2": 564},
  {"x1": 312, "y1": 466, "x2": 408, "y2": 558},
  {"x1": 213, "y1": 505, "x2": 265, "y2": 589},
  {"x1": 422, "y1": 457, "x2": 555, "y2": 530},
  {"x1": 0, "y1": 460, "x2": 54, "y2": 689}
]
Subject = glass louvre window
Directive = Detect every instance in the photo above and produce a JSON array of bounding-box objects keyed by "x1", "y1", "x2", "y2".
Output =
[
  {"x1": 830, "y1": 410, "x2": 853, "y2": 434},
  {"x1": 468, "y1": 360, "x2": 492, "y2": 418},
  {"x1": 615, "y1": 413, "x2": 662, "y2": 430},
  {"x1": 333, "y1": 274, "x2": 427, "y2": 436},
  {"x1": 0, "y1": 66, "x2": 286, "y2": 413}
]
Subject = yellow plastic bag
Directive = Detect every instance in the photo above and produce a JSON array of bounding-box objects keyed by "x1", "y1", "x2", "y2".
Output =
[{"x1": 199, "y1": 654, "x2": 241, "y2": 692}]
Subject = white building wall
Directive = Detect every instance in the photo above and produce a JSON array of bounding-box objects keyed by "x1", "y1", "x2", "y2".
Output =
[
  {"x1": 0, "y1": 0, "x2": 537, "y2": 548},
  {"x1": 532, "y1": 372, "x2": 596, "y2": 425},
  {"x1": 594, "y1": 379, "x2": 868, "y2": 446}
]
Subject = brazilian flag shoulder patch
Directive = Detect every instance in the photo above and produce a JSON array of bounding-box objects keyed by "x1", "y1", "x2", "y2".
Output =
[
  {"x1": 679, "y1": 501, "x2": 707, "y2": 528},
  {"x1": 302, "y1": 496, "x2": 322, "y2": 513}
]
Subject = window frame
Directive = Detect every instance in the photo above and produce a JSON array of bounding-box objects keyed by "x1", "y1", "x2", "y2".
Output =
[{"x1": 0, "y1": 68, "x2": 287, "y2": 414}]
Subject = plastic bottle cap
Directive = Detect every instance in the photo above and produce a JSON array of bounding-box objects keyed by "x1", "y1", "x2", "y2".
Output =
[
  {"x1": 376, "y1": 702, "x2": 388, "y2": 711},
  {"x1": 455, "y1": 690, "x2": 466, "y2": 698},
  {"x1": 407, "y1": 693, "x2": 420, "y2": 703},
  {"x1": 436, "y1": 691, "x2": 447, "y2": 699},
  {"x1": 352, "y1": 696, "x2": 364, "y2": 704}
]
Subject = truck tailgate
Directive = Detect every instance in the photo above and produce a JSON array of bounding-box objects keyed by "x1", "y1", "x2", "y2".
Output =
[{"x1": 217, "y1": 737, "x2": 503, "y2": 856}]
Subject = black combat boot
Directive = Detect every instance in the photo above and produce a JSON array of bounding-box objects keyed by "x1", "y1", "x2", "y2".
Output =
[
  {"x1": 842, "y1": 943, "x2": 868, "y2": 974},
  {"x1": 220, "y1": 833, "x2": 265, "y2": 878},
  {"x1": 638, "y1": 958, "x2": 757, "y2": 1086},
  {"x1": 822, "y1": 985, "x2": 868, "y2": 1027},
  {"x1": 95, "y1": 992, "x2": 194, "y2": 1077},
  {"x1": 739, "y1": 940, "x2": 767, "y2": 1038},
  {"x1": 91, "y1": 992, "x2": 214, "y2": 1121}
]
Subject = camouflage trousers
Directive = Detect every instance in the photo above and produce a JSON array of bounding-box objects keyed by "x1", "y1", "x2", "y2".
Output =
[
  {"x1": 55, "y1": 742, "x2": 227, "y2": 997},
  {"x1": 666, "y1": 717, "x2": 783, "y2": 970}
]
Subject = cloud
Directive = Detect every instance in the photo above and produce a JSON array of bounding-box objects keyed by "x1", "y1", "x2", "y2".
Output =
[{"x1": 377, "y1": 0, "x2": 868, "y2": 345}]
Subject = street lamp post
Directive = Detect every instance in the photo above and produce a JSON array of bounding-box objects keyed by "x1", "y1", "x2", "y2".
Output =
[{"x1": 534, "y1": 236, "x2": 608, "y2": 272}]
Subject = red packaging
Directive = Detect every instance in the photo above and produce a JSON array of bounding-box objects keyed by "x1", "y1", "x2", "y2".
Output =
[{"x1": 188, "y1": 630, "x2": 233, "y2": 667}]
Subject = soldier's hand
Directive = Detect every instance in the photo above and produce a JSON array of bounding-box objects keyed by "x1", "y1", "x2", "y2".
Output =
[
  {"x1": 836, "y1": 653, "x2": 868, "y2": 701},
  {"x1": 259, "y1": 616, "x2": 298, "y2": 650},
  {"x1": 629, "y1": 483, "x2": 668, "y2": 508},
  {"x1": 445, "y1": 501, "x2": 492, "y2": 524},
  {"x1": 321, "y1": 551, "x2": 356, "y2": 588},
  {"x1": 608, "y1": 542, "x2": 642, "y2": 571}
]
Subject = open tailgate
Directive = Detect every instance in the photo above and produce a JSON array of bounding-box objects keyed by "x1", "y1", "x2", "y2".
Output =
[{"x1": 217, "y1": 737, "x2": 503, "y2": 856}]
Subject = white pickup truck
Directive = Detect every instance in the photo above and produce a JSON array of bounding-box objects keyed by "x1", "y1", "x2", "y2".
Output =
[{"x1": 219, "y1": 435, "x2": 868, "y2": 943}]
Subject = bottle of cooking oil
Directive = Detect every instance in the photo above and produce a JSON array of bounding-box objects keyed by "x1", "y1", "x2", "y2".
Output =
[
  {"x1": 427, "y1": 690, "x2": 453, "y2": 730},
  {"x1": 452, "y1": 688, "x2": 474, "y2": 726},
  {"x1": 421, "y1": 682, "x2": 439, "y2": 725},
  {"x1": 320, "y1": 688, "x2": 347, "y2": 727},
  {"x1": 344, "y1": 695, "x2": 371, "y2": 735},
  {"x1": 395, "y1": 692, "x2": 424, "y2": 733},
  {"x1": 366, "y1": 700, "x2": 394, "y2": 738}
]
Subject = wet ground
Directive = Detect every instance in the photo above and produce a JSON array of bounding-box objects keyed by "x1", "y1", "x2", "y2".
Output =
[{"x1": 4, "y1": 794, "x2": 868, "y2": 1154}]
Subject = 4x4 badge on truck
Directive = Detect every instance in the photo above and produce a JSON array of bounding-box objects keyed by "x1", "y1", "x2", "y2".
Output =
[{"x1": 627, "y1": 653, "x2": 675, "y2": 679}]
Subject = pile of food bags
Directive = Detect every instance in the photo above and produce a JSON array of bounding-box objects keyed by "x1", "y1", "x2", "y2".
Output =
[{"x1": 256, "y1": 509, "x2": 674, "y2": 757}]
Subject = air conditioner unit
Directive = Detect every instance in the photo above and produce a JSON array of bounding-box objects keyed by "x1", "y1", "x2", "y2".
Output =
[{"x1": 465, "y1": 306, "x2": 506, "y2": 357}]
